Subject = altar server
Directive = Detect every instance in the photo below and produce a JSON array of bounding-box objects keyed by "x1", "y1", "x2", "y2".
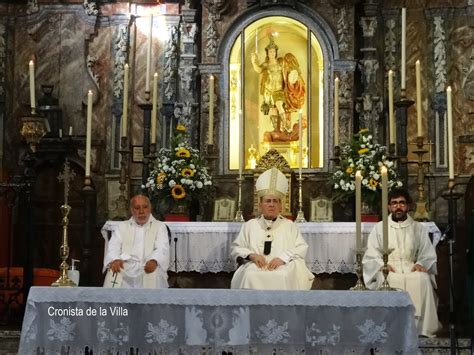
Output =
[
  {"x1": 363, "y1": 189, "x2": 440, "y2": 337},
  {"x1": 231, "y1": 168, "x2": 314, "y2": 290},
  {"x1": 103, "y1": 195, "x2": 169, "y2": 288}
]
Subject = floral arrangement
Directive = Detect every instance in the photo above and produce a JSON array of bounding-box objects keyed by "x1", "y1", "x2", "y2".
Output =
[
  {"x1": 330, "y1": 128, "x2": 403, "y2": 209},
  {"x1": 143, "y1": 124, "x2": 212, "y2": 211}
]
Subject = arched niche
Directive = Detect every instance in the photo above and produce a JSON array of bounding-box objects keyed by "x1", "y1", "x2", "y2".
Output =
[{"x1": 217, "y1": 6, "x2": 339, "y2": 175}]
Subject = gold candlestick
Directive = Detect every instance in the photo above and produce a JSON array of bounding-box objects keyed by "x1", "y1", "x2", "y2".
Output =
[
  {"x1": 20, "y1": 114, "x2": 48, "y2": 153},
  {"x1": 412, "y1": 136, "x2": 430, "y2": 221},
  {"x1": 234, "y1": 175, "x2": 245, "y2": 222},
  {"x1": 295, "y1": 175, "x2": 306, "y2": 223},
  {"x1": 378, "y1": 248, "x2": 395, "y2": 291},
  {"x1": 350, "y1": 247, "x2": 367, "y2": 291}
]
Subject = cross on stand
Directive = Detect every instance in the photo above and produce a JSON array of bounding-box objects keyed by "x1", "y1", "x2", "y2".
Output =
[{"x1": 57, "y1": 159, "x2": 76, "y2": 206}]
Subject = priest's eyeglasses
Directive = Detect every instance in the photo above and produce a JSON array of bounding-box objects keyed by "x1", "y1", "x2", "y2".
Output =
[
  {"x1": 262, "y1": 198, "x2": 280, "y2": 205},
  {"x1": 390, "y1": 200, "x2": 407, "y2": 207}
]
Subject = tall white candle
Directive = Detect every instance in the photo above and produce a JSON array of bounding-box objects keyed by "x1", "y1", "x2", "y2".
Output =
[
  {"x1": 29, "y1": 60, "x2": 36, "y2": 112},
  {"x1": 416, "y1": 60, "x2": 423, "y2": 137},
  {"x1": 121, "y1": 63, "x2": 129, "y2": 137},
  {"x1": 239, "y1": 111, "x2": 243, "y2": 176},
  {"x1": 334, "y1": 77, "x2": 340, "y2": 146},
  {"x1": 68, "y1": 126, "x2": 72, "y2": 136},
  {"x1": 145, "y1": 15, "x2": 153, "y2": 93},
  {"x1": 208, "y1": 75, "x2": 214, "y2": 145},
  {"x1": 355, "y1": 171, "x2": 362, "y2": 249},
  {"x1": 388, "y1": 70, "x2": 395, "y2": 145},
  {"x1": 446, "y1": 86, "x2": 454, "y2": 180},
  {"x1": 85, "y1": 90, "x2": 93, "y2": 177},
  {"x1": 381, "y1": 166, "x2": 388, "y2": 250},
  {"x1": 298, "y1": 110, "x2": 303, "y2": 177},
  {"x1": 401, "y1": 8, "x2": 406, "y2": 91},
  {"x1": 151, "y1": 72, "x2": 158, "y2": 144}
]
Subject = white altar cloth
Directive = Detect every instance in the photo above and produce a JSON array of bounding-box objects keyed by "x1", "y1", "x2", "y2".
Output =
[
  {"x1": 101, "y1": 221, "x2": 441, "y2": 274},
  {"x1": 19, "y1": 287, "x2": 418, "y2": 354}
]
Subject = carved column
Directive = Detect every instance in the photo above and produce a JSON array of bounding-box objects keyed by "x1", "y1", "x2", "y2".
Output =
[{"x1": 355, "y1": 1, "x2": 383, "y2": 140}]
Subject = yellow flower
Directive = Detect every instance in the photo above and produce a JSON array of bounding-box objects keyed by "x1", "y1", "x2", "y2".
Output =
[
  {"x1": 369, "y1": 178, "x2": 378, "y2": 188},
  {"x1": 345, "y1": 167, "x2": 353, "y2": 174},
  {"x1": 358, "y1": 148, "x2": 369, "y2": 155},
  {"x1": 181, "y1": 168, "x2": 195, "y2": 177},
  {"x1": 176, "y1": 147, "x2": 191, "y2": 158},
  {"x1": 359, "y1": 128, "x2": 369, "y2": 134},
  {"x1": 156, "y1": 172, "x2": 166, "y2": 185},
  {"x1": 176, "y1": 124, "x2": 186, "y2": 132},
  {"x1": 171, "y1": 184, "x2": 186, "y2": 199}
]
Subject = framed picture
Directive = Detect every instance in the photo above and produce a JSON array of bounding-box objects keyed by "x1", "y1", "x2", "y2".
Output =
[
  {"x1": 310, "y1": 196, "x2": 333, "y2": 222},
  {"x1": 132, "y1": 146, "x2": 144, "y2": 163},
  {"x1": 213, "y1": 197, "x2": 236, "y2": 221}
]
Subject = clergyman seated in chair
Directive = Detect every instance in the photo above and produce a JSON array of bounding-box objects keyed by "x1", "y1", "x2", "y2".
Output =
[
  {"x1": 230, "y1": 168, "x2": 314, "y2": 290},
  {"x1": 362, "y1": 188, "x2": 440, "y2": 337},
  {"x1": 103, "y1": 194, "x2": 170, "y2": 288}
]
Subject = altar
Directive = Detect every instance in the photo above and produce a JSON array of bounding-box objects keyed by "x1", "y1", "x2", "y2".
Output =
[
  {"x1": 102, "y1": 221, "x2": 441, "y2": 274},
  {"x1": 19, "y1": 286, "x2": 419, "y2": 354}
]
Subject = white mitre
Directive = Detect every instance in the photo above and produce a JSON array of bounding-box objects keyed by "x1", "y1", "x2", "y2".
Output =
[{"x1": 255, "y1": 168, "x2": 288, "y2": 199}]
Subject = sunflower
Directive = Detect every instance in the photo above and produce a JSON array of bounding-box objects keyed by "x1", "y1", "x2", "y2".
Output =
[
  {"x1": 176, "y1": 147, "x2": 191, "y2": 158},
  {"x1": 181, "y1": 168, "x2": 195, "y2": 177},
  {"x1": 171, "y1": 184, "x2": 186, "y2": 199},
  {"x1": 176, "y1": 124, "x2": 186, "y2": 132},
  {"x1": 345, "y1": 167, "x2": 353, "y2": 174},
  {"x1": 369, "y1": 178, "x2": 378, "y2": 188},
  {"x1": 358, "y1": 148, "x2": 369, "y2": 155}
]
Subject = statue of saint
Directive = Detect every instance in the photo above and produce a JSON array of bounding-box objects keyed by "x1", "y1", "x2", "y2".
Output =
[{"x1": 250, "y1": 35, "x2": 306, "y2": 142}]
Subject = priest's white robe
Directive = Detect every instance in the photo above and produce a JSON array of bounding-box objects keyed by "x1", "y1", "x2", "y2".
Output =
[
  {"x1": 363, "y1": 215, "x2": 440, "y2": 337},
  {"x1": 230, "y1": 215, "x2": 314, "y2": 290},
  {"x1": 103, "y1": 216, "x2": 169, "y2": 288}
]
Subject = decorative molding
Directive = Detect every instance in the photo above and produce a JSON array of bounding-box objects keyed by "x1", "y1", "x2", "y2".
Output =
[
  {"x1": 338, "y1": 71, "x2": 352, "y2": 106},
  {"x1": 83, "y1": 0, "x2": 99, "y2": 17},
  {"x1": 112, "y1": 24, "x2": 129, "y2": 99},
  {"x1": 359, "y1": 17, "x2": 377, "y2": 37},
  {"x1": 462, "y1": 49, "x2": 474, "y2": 101},
  {"x1": 205, "y1": 10, "x2": 218, "y2": 58},
  {"x1": 384, "y1": 19, "x2": 396, "y2": 71},
  {"x1": 359, "y1": 59, "x2": 379, "y2": 85},
  {"x1": 433, "y1": 16, "x2": 447, "y2": 93},
  {"x1": 26, "y1": 0, "x2": 39, "y2": 15},
  {"x1": 355, "y1": 94, "x2": 383, "y2": 133},
  {"x1": 336, "y1": 7, "x2": 349, "y2": 53},
  {"x1": 86, "y1": 54, "x2": 100, "y2": 89},
  {"x1": 164, "y1": 25, "x2": 178, "y2": 101},
  {"x1": 180, "y1": 22, "x2": 197, "y2": 44}
]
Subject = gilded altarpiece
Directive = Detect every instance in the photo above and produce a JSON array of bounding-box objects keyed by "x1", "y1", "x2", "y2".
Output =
[{"x1": 228, "y1": 16, "x2": 325, "y2": 172}]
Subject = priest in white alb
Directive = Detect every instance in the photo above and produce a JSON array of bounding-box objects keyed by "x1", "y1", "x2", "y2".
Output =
[
  {"x1": 103, "y1": 194, "x2": 169, "y2": 288},
  {"x1": 363, "y1": 188, "x2": 440, "y2": 337},
  {"x1": 230, "y1": 168, "x2": 315, "y2": 290}
]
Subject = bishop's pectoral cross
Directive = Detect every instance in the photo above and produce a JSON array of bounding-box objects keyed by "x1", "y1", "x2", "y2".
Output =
[{"x1": 57, "y1": 160, "x2": 76, "y2": 206}]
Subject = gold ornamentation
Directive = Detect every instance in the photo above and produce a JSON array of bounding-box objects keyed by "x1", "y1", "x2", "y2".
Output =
[{"x1": 20, "y1": 115, "x2": 48, "y2": 152}]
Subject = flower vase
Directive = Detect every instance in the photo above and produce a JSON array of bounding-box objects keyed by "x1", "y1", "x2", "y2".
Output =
[
  {"x1": 164, "y1": 201, "x2": 190, "y2": 222},
  {"x1": 361, "y1": 201, "x2": 380, "y2": 222}
]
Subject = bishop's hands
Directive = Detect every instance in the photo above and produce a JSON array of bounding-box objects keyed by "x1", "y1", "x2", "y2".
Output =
[
  {"x1": 108, "y1": 259, "x2": 158, "y2": 273},
  {"x1": 379, "y1": 264, "x2": 427, "y2": 273},
  {"x1": 248, "y1": 253, "x2": 285, "y2": 270}
]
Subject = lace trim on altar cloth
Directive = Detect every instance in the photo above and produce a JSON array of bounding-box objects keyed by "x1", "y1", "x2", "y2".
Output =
[{"x1": 26, "y1": 287, "x2": 414, "y2": 307}]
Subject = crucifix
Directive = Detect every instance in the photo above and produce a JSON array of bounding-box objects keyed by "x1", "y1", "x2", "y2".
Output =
[{"x1": 57, "y1": 159, "x2": 76, "y2": 206}]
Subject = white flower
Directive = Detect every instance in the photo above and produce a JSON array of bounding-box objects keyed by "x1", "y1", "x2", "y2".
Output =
[
  {"x1": 196, "y1": 181, "x2": 203, "y2": 189},
  {"x1": 373, "y1": 173, "x2": 380, "y2": 180},
  {"x1": 169, "y1": 180, "x2": 176, "y2": 187}
]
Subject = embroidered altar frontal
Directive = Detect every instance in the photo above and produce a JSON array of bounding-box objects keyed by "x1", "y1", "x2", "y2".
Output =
[{"x1": 20, "y1": 287, "x2": 418, "y2": 354}]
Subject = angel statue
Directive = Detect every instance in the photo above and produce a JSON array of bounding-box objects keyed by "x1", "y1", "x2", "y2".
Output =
[{"x1": 250, "y1": 35, "x2": 306, "y2": 142}]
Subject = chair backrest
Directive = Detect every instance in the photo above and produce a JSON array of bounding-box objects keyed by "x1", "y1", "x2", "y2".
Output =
[
  {"x1": 213, "y1": 196, "x2": 236, "y2": 221},
  {"x1": 253, "y1": 149, "x2": 292, "y2": 217}
]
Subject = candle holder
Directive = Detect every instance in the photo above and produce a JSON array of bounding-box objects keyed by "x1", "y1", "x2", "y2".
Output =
[
  {"x1": 350, "y1": 247, "x2": 367, "y2": 291},
  {"x1": 395, "y1": 96, "x2": 414, "y2": 186},
  {"x1": 51, "y1": 202, "x2": 75, "y2": 287},
  {"x1": 20, "y1": 113, "x2": 48, "y2": 153},
  {"x1": 295, "y1": 175, "x2": 306, "y2": 223},
  {"x1": 113, "y1": 136, "x2": 130, "y2": 220},
  {"x1": 377, "y1": 248, "x2": 395, "y2": 291},
  {"x1": 144, "y1": 90, "x2": 151, "y2": 102},
  {"x1": 412, "y1": 136, "x2": 430, "y2": 221},
  {"x1": 148, "y1": 141, "x2": 157, "y2": 173},
  {"x1": 234, "y1": 175, "x2": 245, "y2": 222}
]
